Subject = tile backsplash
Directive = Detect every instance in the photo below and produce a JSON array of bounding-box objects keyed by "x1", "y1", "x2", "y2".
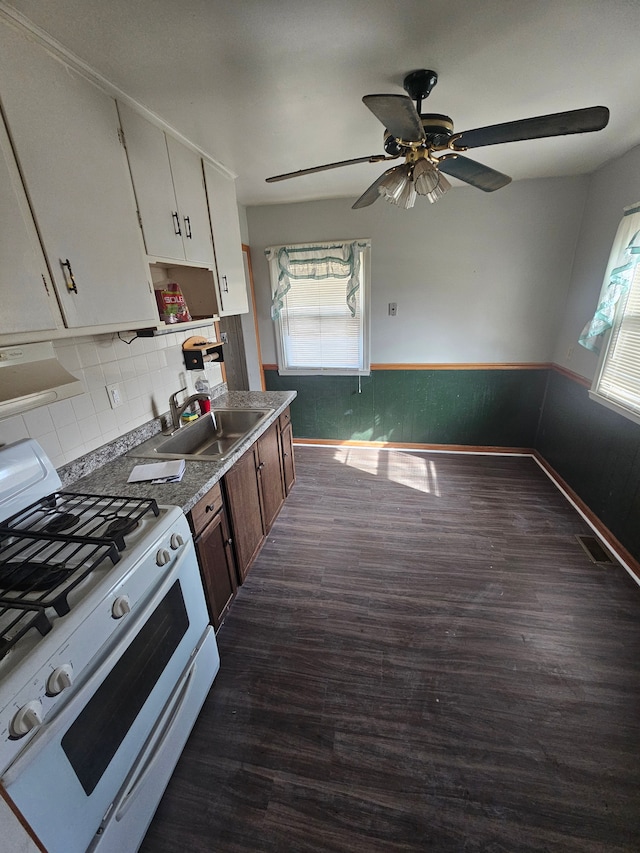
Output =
[{"x1": 0, "y1": 324, "x2": 223, "y2": 468}]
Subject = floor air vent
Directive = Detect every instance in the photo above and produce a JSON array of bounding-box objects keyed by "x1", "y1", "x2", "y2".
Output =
[{"x1": 576, "y1": 534, "x2": 617, "y2": 565}]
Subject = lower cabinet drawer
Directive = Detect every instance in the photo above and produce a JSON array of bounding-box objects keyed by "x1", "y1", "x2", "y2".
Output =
[{"x1": 189, "y1": 482, "x2": 223, "y2": 536}]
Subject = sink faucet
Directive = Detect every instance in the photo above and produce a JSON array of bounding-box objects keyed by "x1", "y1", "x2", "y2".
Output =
[{"x1": 167, "y1": 388, "x2": 213, "y2": 433}]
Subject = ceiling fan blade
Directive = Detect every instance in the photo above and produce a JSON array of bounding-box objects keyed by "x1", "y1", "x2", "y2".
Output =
[
  {"x1": 437, "y1": 155, "x2": 512, "y2": 192},
  {"x1": 453, "y1": 106, "x2": 609, "y2": 149},
  {"x1": 352, "y1": 165, "x2": 402, "y2": 209},
  {"x1": 266, "y1": 154, "x2": 388, "y2": 183},
  {"x1": 362, "y1": 94, "x2": 425, "y2": 143}
]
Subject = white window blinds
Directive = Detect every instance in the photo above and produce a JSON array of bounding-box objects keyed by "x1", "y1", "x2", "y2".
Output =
[
  {"x1": 587, "y1": 203, "x2": 640, "y2": 423},
  {"x1": 266, "y1": 240, "x2": 370, "y2": 375},
  {"x1": 595, "y1": 261, "x2": 640, "y2": 415}
]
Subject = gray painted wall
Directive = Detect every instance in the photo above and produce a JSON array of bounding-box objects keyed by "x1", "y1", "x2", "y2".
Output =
[
  {"x1": 246, "y1": 176, "x2": 588, "y2": 366},
  {"x1": 553, "y1": 143, "x2": 640, "y2": 380}
]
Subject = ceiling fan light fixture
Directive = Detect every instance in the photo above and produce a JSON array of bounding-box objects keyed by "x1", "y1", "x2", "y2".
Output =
[
  {"x1": 377, "y1": 164, "x2": 410, "y2": 203},
  {"x1": 395, "y1": 177, "x2": 417, "y2": 209},
  {"x1": 425, "y1": 172, "x2": 451, "y2": 204},
  {"x1": 413, "y1": 158, "x2": 440, "y2": 195}
]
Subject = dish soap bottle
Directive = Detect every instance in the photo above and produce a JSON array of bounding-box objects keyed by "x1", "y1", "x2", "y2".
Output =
[{"x1": 194, "y1": 373, "x2": 211, "y2": 414}]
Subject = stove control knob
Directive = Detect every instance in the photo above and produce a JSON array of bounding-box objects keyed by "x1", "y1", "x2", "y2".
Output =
[
  {"x1": 170, "y1": 533, "x2": 184, "y2": 550},
  {"x1": 156, "y1": 548, "x2": 171, "y2": 566},
  {"x1": 47, "y1": 664, "x2": 73, "y2": 696},
  {"x1": 112, "y1": 595, "x2": 131, "y2": 619},
  {"x1": 10, "y1": 700, "x2": 43, "y2": 738}
]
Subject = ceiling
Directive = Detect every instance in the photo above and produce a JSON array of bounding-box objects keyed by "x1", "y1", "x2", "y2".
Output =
[{"x1": 4, "y1": 0, "x2": 640, "y2": 207}]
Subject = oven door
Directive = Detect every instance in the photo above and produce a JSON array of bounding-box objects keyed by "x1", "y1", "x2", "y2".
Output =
[{"x1": 1, "y1": 540, "x2": 219, "y2": 853}]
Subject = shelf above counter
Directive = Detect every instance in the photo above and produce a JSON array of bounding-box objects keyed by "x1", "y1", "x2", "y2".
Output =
[{"x1": 136, "y1": 317, "x2": 220, "y2": 337}]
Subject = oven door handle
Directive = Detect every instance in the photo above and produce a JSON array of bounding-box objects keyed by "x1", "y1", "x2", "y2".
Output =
[{"x1": 111, "y1": 655, "x2": 197, "y2": 822}]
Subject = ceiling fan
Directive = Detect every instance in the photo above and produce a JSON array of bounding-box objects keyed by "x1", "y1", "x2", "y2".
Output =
[{"x1": 265, "y1": 69, "x2": 610, "y2": 210}]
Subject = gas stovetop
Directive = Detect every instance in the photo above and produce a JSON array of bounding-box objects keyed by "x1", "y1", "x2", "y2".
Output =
[{"x1": 0, "y1": 492, "x2": 160, "y2": 658}]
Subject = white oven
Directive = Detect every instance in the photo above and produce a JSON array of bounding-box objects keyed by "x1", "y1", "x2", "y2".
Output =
[{"x1": 0, "y1": 439, "x2": 219, "y2": 853}]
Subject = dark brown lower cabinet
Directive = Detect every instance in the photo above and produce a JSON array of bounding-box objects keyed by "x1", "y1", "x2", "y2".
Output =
[
  {"x1": 223, "y1": 443, "x2": 265, "y2": 583},
  {"x1": 224, "y1": 420, "x2": 286, "y2": 583},
  {"x1": 280, "y1": 416, "x2": 295, "y2": 494},
  {"x1": 189, "y1": 482, "x2": 237, "y2": 631},
  {"x1": 192, "y1": 412, "x2": 295, "y2": 608},
  {"x1": 257, "y1": 420, "x2": 285, "y2": 531}
]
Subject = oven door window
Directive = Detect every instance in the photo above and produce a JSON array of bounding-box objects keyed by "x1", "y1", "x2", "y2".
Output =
[{"x1": 61, "y1": 580, "x2": 189, "y2": 795}]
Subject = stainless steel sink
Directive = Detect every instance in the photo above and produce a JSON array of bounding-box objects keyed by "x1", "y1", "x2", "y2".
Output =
[{"x1": 130, "y1": 408, "x2": 274, "y2": 461}]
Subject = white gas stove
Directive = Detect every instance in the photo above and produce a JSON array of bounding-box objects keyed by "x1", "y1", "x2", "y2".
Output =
[{"x1": 0, "y1": 439, "x2": 219, "y2": 853}]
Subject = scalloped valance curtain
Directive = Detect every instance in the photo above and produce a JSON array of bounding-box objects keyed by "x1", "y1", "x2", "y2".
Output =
[{"x1": 266, "y1": 240, "x2": 370, "y2": 321}]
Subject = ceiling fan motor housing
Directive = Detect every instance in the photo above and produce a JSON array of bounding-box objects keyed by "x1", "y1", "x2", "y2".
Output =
[
  {"x1": 384, "y1": 113, "x2": 454, "y2": 155},
  {"x1": 403, "y1": 69, "x2": 438, "y2": 102}
]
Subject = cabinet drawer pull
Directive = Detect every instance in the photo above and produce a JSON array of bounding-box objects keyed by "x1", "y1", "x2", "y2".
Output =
[
  {"x1": 205, "y1": 504, "x2": 217, "y2": 514},
  {"x1": 61, "y1": 258, "x2": 78, "y2": 294},
  {"x1": 172, "y1": 211, "x2": 182, "y2": 235},
  {"x1": 184, "y1": 215, "x2": 192, "y2": 239}
]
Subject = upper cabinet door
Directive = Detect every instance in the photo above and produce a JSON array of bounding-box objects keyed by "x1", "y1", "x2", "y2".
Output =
[
  {"x1": 117, "y1": 101, "x2": 183, "y2": 261},
  {"x1": 166, "y1": 137, "x2": 215, "y2": 266},
  {"x1": 0, "y1": 22, "x2": 156, "y2": 330},
  {"x1": 203, "y1": 162, "x2": 249, "y2": 315},
  {"x1": 0, "y1": 112, "x2": 63, "y2": 338},
  {"x1": 118, "y1": 102, "x2": 214, "y2": 267}
]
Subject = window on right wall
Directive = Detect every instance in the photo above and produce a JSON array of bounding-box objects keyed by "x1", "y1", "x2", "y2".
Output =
[{"x1": 580, "y1": 203, "x2": 640, "y2": 424}]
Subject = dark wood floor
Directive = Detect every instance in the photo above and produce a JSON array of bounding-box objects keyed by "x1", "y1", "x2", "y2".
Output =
[{"x1": 140, "y1": 447, "x2": 640, "y2": 853}]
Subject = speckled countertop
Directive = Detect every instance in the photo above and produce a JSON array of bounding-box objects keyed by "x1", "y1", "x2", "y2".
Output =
[{"x1": 61, "y1": 390, "x2": 296, "y2": 515}]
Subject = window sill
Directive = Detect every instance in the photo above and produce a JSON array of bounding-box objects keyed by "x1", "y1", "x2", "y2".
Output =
[{"x1": 588, "y1": 390, "x2": 640, "y2": 427}]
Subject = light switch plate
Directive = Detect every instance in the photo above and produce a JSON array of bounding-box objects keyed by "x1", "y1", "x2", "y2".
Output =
[{"x1": 388, "y1": 302, "x2": 398, "y2": 316}]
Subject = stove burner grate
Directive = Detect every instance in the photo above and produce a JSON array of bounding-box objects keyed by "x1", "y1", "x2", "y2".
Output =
[
  {"x1": 42, "y1": 512, "x2": 79, "y2": 535},
  {"x1": 104, "y1": 517, "x2": 139, "y2": 541},
  {"x1": 0, "y1": 601, "x2": 52, "y2": 659},
  {"x1": 0, "y1": 491, "x2": 159, "y2": 655},
  {"x1": 0, "y1": 492, "x2": 160, "y2": 552},
  {"x1": 0, "y1": 561, "x2": 71, "y2": 592}
]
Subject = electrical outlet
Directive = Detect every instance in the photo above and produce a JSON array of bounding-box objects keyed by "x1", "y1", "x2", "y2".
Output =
[
  {"x1": 389, "y1": 302, "x2": 398, "y2": 316},
  {"x1": 106, "y1": 383, "x2": 123, "y2": 409},
  {"x1": 220, "y1": 332, "x2": 229, "y2": 344}
]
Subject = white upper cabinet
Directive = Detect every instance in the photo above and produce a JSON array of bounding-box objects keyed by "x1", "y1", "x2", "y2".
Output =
[
  {"x1": 118, "y1": 102, "x2": 215, "y2": 267},
  {"x1": 0, "y1": 21, "x2": 157, "y2": 331},
  {"x1": 0, "y1": 112, "x2": 63, "y2": 340},
  {"x1": 203, "y1": 162, "x2": 249, "y2": 315},
  {"x1": 166, "y1": 137, "x2": 215, "y2": 265}
]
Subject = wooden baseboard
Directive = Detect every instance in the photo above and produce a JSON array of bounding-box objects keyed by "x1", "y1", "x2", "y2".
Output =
[
  {"x1": 550, "y1": 363, "x2": 591, "y2": 388},
  {"x1": 293, "y1": 437, "x2": 531, "y2": 454},
  {"x1": 532, "y1": 451, "x2": 640, "y2": 585}
]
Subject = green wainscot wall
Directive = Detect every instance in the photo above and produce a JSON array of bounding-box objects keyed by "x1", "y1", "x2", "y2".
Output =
[
  {"x1": 265, "y1": 368, "x2": 548, "y2": 448},
  {"x1": 535, "y1": 369, "x2": 640, "y2": 563}
]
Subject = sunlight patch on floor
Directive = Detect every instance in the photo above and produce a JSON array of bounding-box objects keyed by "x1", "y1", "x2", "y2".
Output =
[{"x1": 332, "y1": 446, "x2": 440, "y2": 496}]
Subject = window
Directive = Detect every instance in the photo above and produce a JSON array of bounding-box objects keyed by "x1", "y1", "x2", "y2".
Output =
[
  {"x1": 581, "y1": 203, "x2": 640, "y2": 424},
  {"x1": 266, "y1": 240, "x2": 370, "y2": 375}
]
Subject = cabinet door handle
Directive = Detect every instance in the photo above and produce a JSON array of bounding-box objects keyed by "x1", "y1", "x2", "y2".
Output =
[
  {"x1": 283, "y1": 452, "x2": 288, "y2": 458},
  {"x1": 222, "y1": 274, "x2": 229, "y2": 293},
  {"x1": 172, "y1": 211, "x2": 182, "y2": 235},
  {"x1": 257, "y1": 462, "x2": 265, "y2": 471},
  {"x1": 226, "y1": 538, "x2": 233, "y2": 546},
  {"x1": 61, "y1": 258, "x2": 78, "y2": 294},
  {"x1": 184, "y1": 215, "x2": 192, "y2": 239}
]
